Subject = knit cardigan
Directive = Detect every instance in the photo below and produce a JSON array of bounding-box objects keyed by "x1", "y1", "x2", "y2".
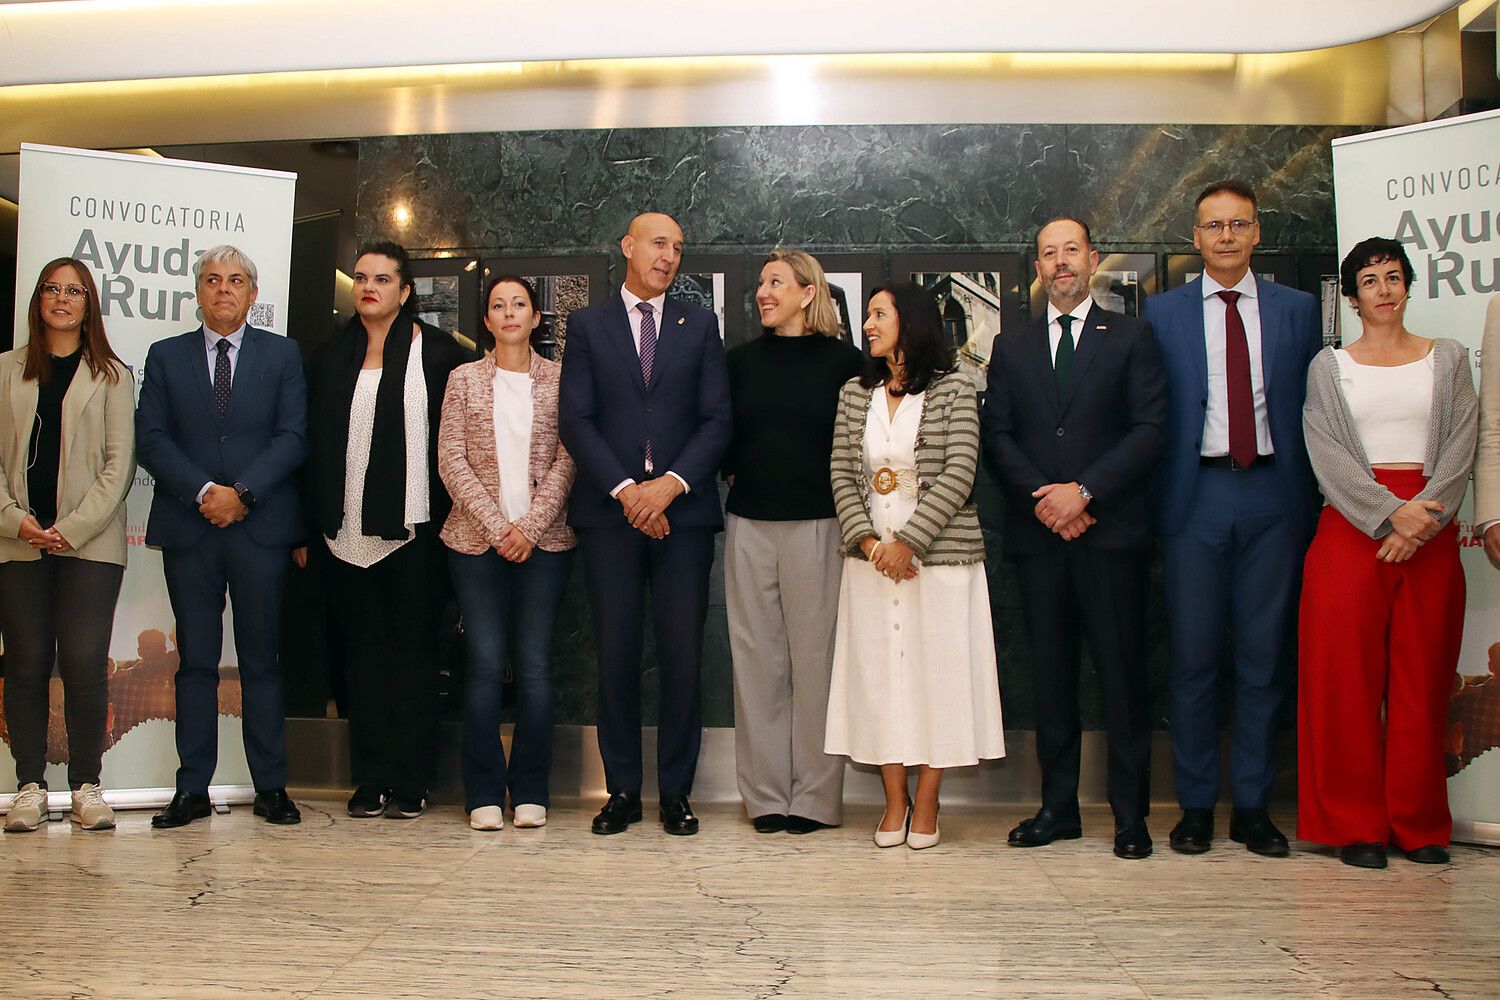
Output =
[
  {"x1": 1302, "y1": 338, "x2": 1478, "y2": 539},
  {"x1": 830, "y1": 371, "x2": 985, "y2": 565}
]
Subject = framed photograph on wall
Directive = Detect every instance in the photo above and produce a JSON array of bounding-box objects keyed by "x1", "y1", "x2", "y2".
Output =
[
  {"x1": 1029, "y1": 251, "x2": 1158, "y2": 318},
  {"x1": 1298, "y1": 253, "x2": 1341, "y2": 346},
  {"x1": 890, "y1": 252, "x2": 1026, "y2": 387},
  {"x1": 804, "y1": 253, "x2": 883, "y2": 350},
  {"x1": 1165, "y1": 251, "x2": 1296, "y2": 290},
  {"x1": 410, "y1": 255, "x2": 481, "y2": 353},
  {"x1": 671, "y1": 253, "x2": 746, "y2": 347},
  {"x1": 479, "y1": 255, "x2": 610, "y2": 360}
]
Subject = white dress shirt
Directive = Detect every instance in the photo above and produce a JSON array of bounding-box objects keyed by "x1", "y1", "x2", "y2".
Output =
[
  {"x1": 609, "y1": 287, "x2": 690, "y2": 498},
  {"x1": 1047, "y1": 297, "x2": 1095, "y2": 363},
  {"x1": 196, "y1": 324, "x2": 246, "y2": 504},
  {"x1": 1200, "y1": 271, "x2": 1273, "y2": 457}
]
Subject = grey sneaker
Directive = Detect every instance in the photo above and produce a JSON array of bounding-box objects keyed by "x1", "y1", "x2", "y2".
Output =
[
  {"x1": 5, "y1": 783, "x2": 48, "y2": 832},
  {"x1": 71, "y1": 784, "x2": 115, "y2": 830}
]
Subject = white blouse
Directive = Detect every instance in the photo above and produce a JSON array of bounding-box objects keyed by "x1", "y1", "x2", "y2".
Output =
[
  {"x1": 1334, "y1": 348, "x2": 1433, "y2": 466},
  {"x1": 326, "y1": 333, "x2": 430, "y2": 568},
  {"x1": 491, "y1": 364, "x2": 533, "y2": 524}
]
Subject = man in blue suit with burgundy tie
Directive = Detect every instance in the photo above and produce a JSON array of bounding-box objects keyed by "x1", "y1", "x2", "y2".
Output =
[
  {"x1": 559, "y1": 212, "x2": 731, "y2": 836},
  {"x1": 136, "y1": 245, "x2": 307, "y2": 828},
  {"x1": 1144, "y1": 181, "x2": 1321, "y2": 857}
]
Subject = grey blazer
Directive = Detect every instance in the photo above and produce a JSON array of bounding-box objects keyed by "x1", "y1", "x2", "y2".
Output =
[
  {"x1": 1302, "y1": 338, "x2": 1478, "y2": 539},
  {"x1": 830, "y1": 372, "x2": 984, "y2": 565}
]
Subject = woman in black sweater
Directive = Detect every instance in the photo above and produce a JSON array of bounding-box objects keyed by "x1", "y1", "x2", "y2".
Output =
[{"x1": 724, "y1": 248, "x2": 863, "y2": 834}]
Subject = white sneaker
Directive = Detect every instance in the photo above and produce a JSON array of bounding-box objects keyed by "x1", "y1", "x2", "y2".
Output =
[
  {"x1": 468, "y1": 805, "x2": 504, "y2": 831},
  {"x1": 4, "y1": 783, "x2": 48, "y2": 832},
  {"x1": 513, "y1": 804, "x2": 547, "y2": 828},
  {"x1": 71, "y1": 784, "x2": 116, "y2": 830}
]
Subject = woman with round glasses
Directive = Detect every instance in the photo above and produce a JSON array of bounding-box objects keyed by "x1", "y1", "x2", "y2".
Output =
[
  {"x1": 1, "y1": 258, "x2": 135, "y2": 833},
  {"x1": 1299, "y1": 237, "x2": 1478, "y2": 869}
]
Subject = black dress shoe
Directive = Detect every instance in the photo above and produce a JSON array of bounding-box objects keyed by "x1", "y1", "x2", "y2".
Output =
[
  {"x1": 1229, "y1": 808, "x2": 1288, "y2": 857},
  {"x1": 1169, "y1": 808, "x2": 1214, "y2": 854},
  {"x1": 152, "y1": 790, "x2": 212, "y2": 829},
  {"x1": 1113, "y1": 820, "x2": 1154, "y2": 860},
  {"x1": 784, "y1": 815, "x2": 835, "y2": 835},
  {"x1": 1007, "y1": 807, "x2": 1083, "y2": 847},
  {"x1": 591, "y1": 792, "x2": 643, "y2": 835},
  {"x1": 1402, "y1": 844, "x2": 1450, "y2": 865},
  {"x1": 660, "y1": 795, "x2": 700, "y2": 836},
  {"x1": 1340, "y1": 842, "x2": 1388, "y2": 869},
  {"x1": 752, "y1": 814, "x2": 788, "y2": 833},
  {"x1": 252, "y1": 789, "x2": 302, "y2": 825}
]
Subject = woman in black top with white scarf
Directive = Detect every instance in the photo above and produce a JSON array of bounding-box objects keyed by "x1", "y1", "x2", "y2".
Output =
[{"x1": 302, "y1": 241, "x2": 471, "y2": 820}]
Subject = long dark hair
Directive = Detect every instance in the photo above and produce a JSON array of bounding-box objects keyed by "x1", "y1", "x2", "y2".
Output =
[
  {"x1": 24, "y1": 257, "x2": 124, "y2": 385},
  {"x1": 857, "y1": 281, "x2": 954, "y2": 396}
]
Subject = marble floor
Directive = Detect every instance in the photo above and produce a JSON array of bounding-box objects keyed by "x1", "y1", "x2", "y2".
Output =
[{"x1": 1, "y1": 799, "x2": 1496, "y2": 1000}]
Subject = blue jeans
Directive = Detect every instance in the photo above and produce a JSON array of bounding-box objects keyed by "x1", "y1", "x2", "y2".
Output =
[{"x1": 449, "y1": 546, "x2": 573, "y2": 811}]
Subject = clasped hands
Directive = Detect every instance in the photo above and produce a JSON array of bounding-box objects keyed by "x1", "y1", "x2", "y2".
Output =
[
  {"x1": 1376, "y1": 499, "x2": 1445, "y2": 564},
  {"x1": 199, "y1": 484, "x2": 248, "y2": 528},
  {"x1": 860, "y1": 535, "x2": 918, "y2": 582},
  {"x1": 1032, "y1": 481, "x2": 1094, "y2": 541},
  {"x1": 619, "y1": 476, "x2": 684, "y2": 540},
  {"x1": 17, "y1": 514, "x2": 71, "y2": 553}
]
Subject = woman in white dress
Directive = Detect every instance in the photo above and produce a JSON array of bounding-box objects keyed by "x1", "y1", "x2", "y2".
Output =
[{"x1": 825, "y1": 282, "x2": 1005, "y2": 850}]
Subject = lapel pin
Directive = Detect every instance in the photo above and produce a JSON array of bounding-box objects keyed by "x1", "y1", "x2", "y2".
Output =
[{"x1": 677, "y1": 317, "x2": 685, "y2": 325}]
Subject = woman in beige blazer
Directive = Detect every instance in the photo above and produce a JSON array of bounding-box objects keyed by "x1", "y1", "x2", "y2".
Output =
[
  {"x1": 0, "y1": 258, "x2": 135, "y2": 833},
  {"x1": 438, "y1": 274, "x2": 575, "y2": 832}
]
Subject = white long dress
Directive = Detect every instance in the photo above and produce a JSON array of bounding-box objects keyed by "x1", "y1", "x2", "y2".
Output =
[{"x1": 823, "y1": 386, "x2": 1006, "y2": 768}]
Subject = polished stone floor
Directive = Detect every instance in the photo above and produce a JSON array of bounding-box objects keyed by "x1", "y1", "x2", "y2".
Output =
[{"x1": 2, "y1": 799, "x2": 1496, "y2": 999}]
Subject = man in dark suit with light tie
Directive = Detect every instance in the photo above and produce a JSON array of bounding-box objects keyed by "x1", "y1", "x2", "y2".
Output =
[
  {"x1": 136, "y1": 245, "x2": 307, "y2": 828},
  {"x1": 983, "y1": 217, "x2": 1167, "y2": 860},
  {"x1": 1144, "y1": 181, "x2": 1321, "y2": 857},
  {"x1": 559, "y1": 212, "x2": 732, "y2": 837}
]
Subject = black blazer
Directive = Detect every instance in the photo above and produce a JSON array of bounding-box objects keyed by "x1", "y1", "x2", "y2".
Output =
[
  {"x1": 981, "y1": 303, "x2": 1167, "y2": 555},
  {"x1": 558, "y1": 292, "x2": 731, "y2": 530},
  {"x1": 306, "y1": 312, "x2": 474, "y2": 541}
]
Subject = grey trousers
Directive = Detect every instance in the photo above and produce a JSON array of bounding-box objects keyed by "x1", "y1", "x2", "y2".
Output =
[{"x1": 725, "y1": 514, "x2": 845, "y2": 824}]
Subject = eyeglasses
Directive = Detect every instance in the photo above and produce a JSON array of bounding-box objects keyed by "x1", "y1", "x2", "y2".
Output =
[
  {"x1": 41, "y1": 282, "x2": 87, "y2": 300},
  {"x1": 1194, "y1": 219, "x2": 1257, "y2": 236}
]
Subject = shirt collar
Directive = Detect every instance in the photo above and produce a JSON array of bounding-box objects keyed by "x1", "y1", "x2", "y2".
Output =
[
  {"x1": 1046, "y1": 297, "x2": 1094, "y2": 327},
  {"x1": 621, "y1": 286, "x2": 667, "y2": 318},
  {"x1": 1202, "y1": 270, "x2": 1257, "y2": 300},
  {"x1": 203, "y1": 324, "x2": 247, "y2": 353}
]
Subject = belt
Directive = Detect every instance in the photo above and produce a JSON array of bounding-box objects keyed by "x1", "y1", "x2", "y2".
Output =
[
  {"x1": 870, "y1": 467, "x2": 919, "y2": 499},
  {"x1": 1200, "y1": 454, "x2": 1274, "y2": 471}
]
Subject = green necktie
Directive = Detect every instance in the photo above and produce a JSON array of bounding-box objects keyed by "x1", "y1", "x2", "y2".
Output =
[{"x1": 1054, "y1": 313, "x2": 1075, "y2": 392}]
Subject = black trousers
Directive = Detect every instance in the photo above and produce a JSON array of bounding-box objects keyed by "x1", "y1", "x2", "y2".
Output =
[
  {"x1": 579, "y1": 525, "x2": 714, "y2": 798},
  {"x1": 321, "y1": 524, "x2": 445, "y2": 798},
  {"x1": 1013, "y1": 545, "x2": 1151, "y2": 826},
  {"x1": 0, "y1": 556, "x2": 123, "y2": 789}
]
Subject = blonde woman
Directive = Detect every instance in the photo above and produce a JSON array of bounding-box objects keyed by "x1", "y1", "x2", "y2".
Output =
[{"x1": 724, "y1": 249, "x2": 862, "y2": 834}]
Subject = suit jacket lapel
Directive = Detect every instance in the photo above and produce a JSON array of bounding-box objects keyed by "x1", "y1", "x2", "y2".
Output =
[
  {"x1": 226, "y1": 326, "x2": 263, "y2": 426},
  {"x1": 1024, "y1": 318, "x2": 1061, "y2": 415},
  {"x1": 1058, "y1": 305, "x2": 1107, "y2": 416},
  {"x1": 59, "y1": 361, "x2": 104, "y2": 474},
  {"x1": 1183, "y1": 278, "x2": 1209, "y2": 400},
  {"x1": 607, "y1": 296, "x2": 647, "y2": 394},
  {"x1": 189, "y1": 329, "x2": 221, "y2": 425},
  {"x1": 1254, "y1": 276, "x2": 1281, "y2": 387},
  {"x1": 651, "y1": 298, "x2": 684, "y2": 393}
]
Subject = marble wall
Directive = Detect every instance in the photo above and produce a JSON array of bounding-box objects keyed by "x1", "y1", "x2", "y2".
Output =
[{"x1": 351, "y1": 123, "x2": 1353, "y2": 730}]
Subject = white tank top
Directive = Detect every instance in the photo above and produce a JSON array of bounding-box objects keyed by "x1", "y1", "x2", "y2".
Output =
[{"x1": 1334, "y1": 348, "x2": 1432, "y2": 465}]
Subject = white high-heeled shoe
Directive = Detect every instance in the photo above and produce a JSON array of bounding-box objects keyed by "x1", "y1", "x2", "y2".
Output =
[
  {"x1": 874, "y1": 805, "x2": 911, "y2": 848},
  {"x1": 906, "y1": 819, "x2": 941, "y2": 850},
  {"x1": 468, "y1": 805, "x2": 503, "y2": 831}
]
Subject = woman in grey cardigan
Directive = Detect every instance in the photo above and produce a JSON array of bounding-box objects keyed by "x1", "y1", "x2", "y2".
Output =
[
  {"x1": 1299, "y1": 237, "x2": 1478, "y2": 870},
  {"x1": 823, "y1": 283, "x2": 1004, "y2": 851}
]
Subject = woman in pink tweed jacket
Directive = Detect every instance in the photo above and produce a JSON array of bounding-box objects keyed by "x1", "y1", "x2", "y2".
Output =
[{"x1": 438, "y1": 274, "x2": 576, "y2": 832}]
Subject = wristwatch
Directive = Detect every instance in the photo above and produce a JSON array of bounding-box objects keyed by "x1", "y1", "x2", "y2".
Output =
[
  {"x1": 233, "y1": 482, "x2": 257, "y2": 509},
  {"x1": 1078, "y1": 483, "x2": 1093, "y2": 503}
]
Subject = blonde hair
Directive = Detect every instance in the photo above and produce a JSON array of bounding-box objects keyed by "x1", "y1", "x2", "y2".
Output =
[{"x1": 764, "y1": 247, "x2": 841, "y2": 337}]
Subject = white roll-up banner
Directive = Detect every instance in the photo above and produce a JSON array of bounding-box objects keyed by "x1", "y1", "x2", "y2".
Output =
[
  {"x1": 2, "y1": 144, "x2": 296, "y2": 813},
  {"x1": 1332, "y1": 109, "x2": 1500, "y2": 846}
]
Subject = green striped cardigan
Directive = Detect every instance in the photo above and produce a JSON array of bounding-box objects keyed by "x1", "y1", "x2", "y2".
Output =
[{"x1": 830, "y1": 372, "x2": 985, "y2": 566}]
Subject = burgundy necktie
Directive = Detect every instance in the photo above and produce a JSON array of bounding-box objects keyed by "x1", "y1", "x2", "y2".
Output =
[
  {"x1": 1217, "y1": 290, "x2": 1255, "y2": 468},
  {"x1": 637, "y1": 302, "x2": 656, "y2": 471}
]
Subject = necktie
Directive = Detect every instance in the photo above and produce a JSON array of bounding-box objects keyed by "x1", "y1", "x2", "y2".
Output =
[
  {"x1": 1054, "y1": 313, "x2": 1075, "y2": 392},
  {"x1": 1217, "y1": 290, "x2": 1256, "y2": 468},
  {"x1": 637, "y1": 302, "x2": 656, "y2": 471},
  {"x1": 213, "y1": 338, "x2": 232, "y2": 418}
]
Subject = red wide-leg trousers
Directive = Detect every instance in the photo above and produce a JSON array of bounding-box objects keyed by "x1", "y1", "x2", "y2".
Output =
[{"x1": 1298, "y1": 470, "x2": 1466, "y2": 850}]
